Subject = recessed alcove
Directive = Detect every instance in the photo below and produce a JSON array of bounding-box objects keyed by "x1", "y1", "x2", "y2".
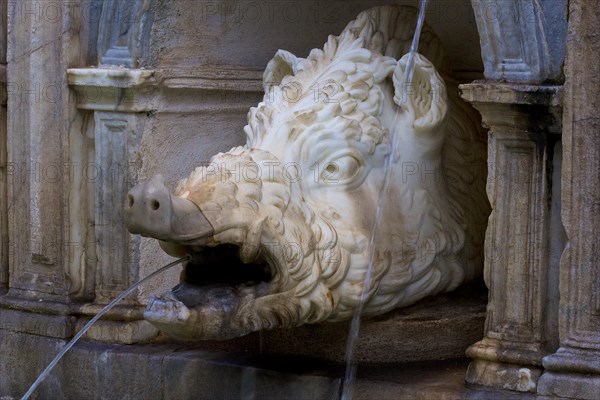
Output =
[
  {"x1": 2, "y1": 0, "x2": 598, "y2": 399},
  {"x1": 66, "y1": 0, "x2": 491, "y2": 318},
  {"x1": 58, "y1": 0, "x2": 494, "y2": 376}
]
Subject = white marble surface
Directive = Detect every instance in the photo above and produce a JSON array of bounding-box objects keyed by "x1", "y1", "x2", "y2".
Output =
[{"x1": 126, "y1": 6, "x2": 489, "y2": 340}]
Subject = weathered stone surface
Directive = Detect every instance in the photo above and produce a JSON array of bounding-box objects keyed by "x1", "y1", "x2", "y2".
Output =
[
  {"x1": 147, "y1": 0, "x2": 483, "y2": 81},
  {"x1": 161, "y1": 350, "x2": 340, "y2": 400},
  {"x1": 5, "y1": 0, "x2": 84, "y2": 301},
  {"x1": 0, "y1": 330, "x2": 67, "y2": 399},
  {"x1": 351, "y1": 359, "x2": 536, "y2": 400},
  {"x1": 459, "y1": 82, "x2": 564, "y2": 393},
  {"x1": 148, "y1": 282, "x2": 486, "y2": 365},
  {"x1": 0, "y1": 72, "x2": 7, "y2": 297},
  {"x1": 0, "y1": 330, "x2": 535, "y2": 400},
  {"x1": 74, "y1": 318, "x2": 159, "y2": 344},
  {"x1": 0, "y1": 308, "x2": 75, "y2": 339},
  {"x1": 96, "y1": 0, "x2": 154, "y2": 68},
  {"x1": 537, "y1": 0, "x2": 600, "y2": 398},
  {"x1": 261, "y1": 284, "x2": 486, "y2": 364},
  {"x1": 470, "y1": 0, "x2": 567, "y2": 83},
  {"x1": 59, "y1": 341, "x2": 166, "y2": 400},
  {"x1": 0, "y1": 0, "x2": 6, "y2": 295},
  {"x1": 0, "y1": 302, "x2": 156, "y2": 344},
  {"x1": 3, "y1": 1, "x2": 597, "y2": 399},
  {"x1": 0, "y1": 329, "x2": 340, "y2": 400}
]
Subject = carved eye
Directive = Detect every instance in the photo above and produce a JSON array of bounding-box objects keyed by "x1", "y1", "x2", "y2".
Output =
[{"x1": 320, "y1": 155, "x2": 362, "y2": 185}]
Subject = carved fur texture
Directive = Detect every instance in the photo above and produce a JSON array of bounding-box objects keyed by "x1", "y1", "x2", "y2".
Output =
[{"x1": 137, "y1": 6, "x2": 489, "y2": 340}]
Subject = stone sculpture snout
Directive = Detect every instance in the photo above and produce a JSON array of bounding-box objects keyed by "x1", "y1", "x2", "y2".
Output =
[{"x1": 124, "y1": 174, "x2": 214, "y2": 243}]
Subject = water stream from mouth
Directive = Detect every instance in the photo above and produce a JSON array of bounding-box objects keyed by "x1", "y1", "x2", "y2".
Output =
[
  {"x1": 340, "y1": 1, "x2": 430, "y2": 399},
  {"x1": 20, "y1": 255, "x2": 191, "y2": 400}
]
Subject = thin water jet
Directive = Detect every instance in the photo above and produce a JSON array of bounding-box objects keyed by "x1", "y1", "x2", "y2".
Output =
[
  {"x1": 340, "y1": 1, "x2": 430, "y2": 398},
  {"x1": 20, "y1": 256, "x2": 191, "y2": 400}
]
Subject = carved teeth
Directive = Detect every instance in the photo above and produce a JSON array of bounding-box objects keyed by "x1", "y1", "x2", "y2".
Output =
[{"x1": 239, "y1": 218, "x2": 266, "y2": 263}]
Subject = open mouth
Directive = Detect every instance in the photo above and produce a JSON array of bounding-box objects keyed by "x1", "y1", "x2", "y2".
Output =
[{"x1": 169, "y1": 244, "x2": 274, "y2": 309}]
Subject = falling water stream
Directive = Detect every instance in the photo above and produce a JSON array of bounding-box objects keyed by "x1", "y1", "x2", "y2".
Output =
[
  {"x1": 340, "y1": 1, "x2": 430, "y2": 399},
  {"x1": 20, "y1": 255, "x2": 191, "y2": 400}
]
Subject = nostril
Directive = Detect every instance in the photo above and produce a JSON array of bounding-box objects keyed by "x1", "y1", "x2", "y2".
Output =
[
  {"x1": 127, "y1": 194, "x2": 135, "y2": 208},
  {"x1": 150, "y1": 199, "x2": 160, "y2": 211}
]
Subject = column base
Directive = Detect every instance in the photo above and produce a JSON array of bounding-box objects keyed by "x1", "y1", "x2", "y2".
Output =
[
  {"x1": 75, "y1": 319, "x2": 158, "y2": 344},
  {"x1": 465, "y1": 338, "x2": 547, "y2": 393},
  {"x1": 466, "y1": 359, "x2": 542, "y2": 393},
  {"x1": 0, "y1": 298, "x2": 158, "y2": 345},
  {"x1": 538, "y1": 348, "x2": 600, "y2": 399},
  {"x1": 537, "y1": 372, "x2": 600, "y2": 399}
]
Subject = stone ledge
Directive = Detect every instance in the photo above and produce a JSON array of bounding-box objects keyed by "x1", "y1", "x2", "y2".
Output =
[
  {"x1": 0, "y1": 294, "x2": 147, "y2": 321},
  {"x1": 538, "y1": 371, "x2": 600, "y2": 400},
  {"x1": 354, "y1": 359, "x2": 536, "y2": 400},
  {"x1": 542, "y1": 347, "x2": 600, "y2": 374},
  {"x1": 67, "y1": 67, "x2": 264, "y2": 113},
  {"x1": 156, "y1": 67, "x2": 264, "y2": 91},
  {"x1": 459, "y1": 81, "x2": 562, "y2": 107},
  {"x1": 74, "y1": 319, "x2": 159, "y2": 345},
  {"x1": 0, "y1": 297, "x2": 154, "y2": 343},
  {"x1": 0, "y1": 309, "x2": 75, "y2": 339},
  {"x1": 0, "y1": 330, "x2": 536, "y2": 400},
  {"x1": 459, "y1": 81, "x2": 563, "y2": 133},
  {"x1": 67, "y1": 68, "x2": 157, "y2": 88},
  {"x1": 0, "y1": 330, "x2": 340, "y2": 400},
  {"x1": 261, "y1": 284, "x2": 487, "y2": 364},
  {"x1": 0, "y1": 281, "x2": 487, "y2": 361},
  {"x1": 537, "y1": 348, "x2": 600, "y2": 399}
]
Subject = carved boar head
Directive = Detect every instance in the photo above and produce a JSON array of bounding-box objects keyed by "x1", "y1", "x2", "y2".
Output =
[{"x1": 124, "y1": 6, "x2": 489, "y2": 340}]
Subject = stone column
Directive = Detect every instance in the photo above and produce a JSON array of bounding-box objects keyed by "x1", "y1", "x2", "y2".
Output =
[
  {"x1": 463, "y1": 0, "x2": 568, "y2": 393},
  {"x1": 3, "y1": 1, "x2": 83, "y2": 302},
  {"x1": 460, "y1": 83, "x2": 563, "y2": 392},
  {"x1": 0, "y1": 0, "x2": 86, "y2": 351},
  {"x1": 537, "y1": 1, "x2": 600, "y2": 398},
  {"x1": 0, "y1": 0, "x2": 7, "y2": 295},
  {"x1": 0, "y1": 71, "x2": 6, "y2": 296}
]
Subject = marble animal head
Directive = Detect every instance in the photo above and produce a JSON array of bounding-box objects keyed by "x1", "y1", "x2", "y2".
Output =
[{"x1": 124, "y1": 6, "x2": 490, "y2": 340}]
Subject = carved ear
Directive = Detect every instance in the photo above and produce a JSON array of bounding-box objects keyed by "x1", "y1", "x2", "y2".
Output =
[
  {"x1": 393, "y1": 53, "x2": 448, "y2": 133},
  {"x1": 263, "y1": 50, "x2": 301, "y2": 92}
]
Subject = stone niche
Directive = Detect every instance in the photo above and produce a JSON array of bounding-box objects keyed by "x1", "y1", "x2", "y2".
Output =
[
  {"x1": 63, "y1": 0, "x2": 488, "y2": 357},
  {"x1": 1, "y1": 0, "x2": 598, "y2": 399}
]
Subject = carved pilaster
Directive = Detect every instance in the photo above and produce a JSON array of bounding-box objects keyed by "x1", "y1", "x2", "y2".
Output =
[
  {"x1": 537, "y1": 0, "x2": 600, "y2": 398},
  {"x1": 0, "y1": 0, "x2": 7, "y2": 295},
  {"x1": 65, "y1": 69, "x2": 157, "y2": 342},
  {"x1": 0, "y1": 71, "x2": 6, "y2": 295},
  {"x1": 460, "y1": 82, "x2": 563, "y2": 392},
  {"x1": 94, "y1": 112, "x2": 143, "y2": 302},
  {"x1": 5, "y1": 0, "x2": 84, "y2": 301}
]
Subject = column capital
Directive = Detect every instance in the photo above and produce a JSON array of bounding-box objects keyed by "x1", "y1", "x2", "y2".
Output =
[{"x1": 459, "y1": 81, "x2": 562, "y2": 133}]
